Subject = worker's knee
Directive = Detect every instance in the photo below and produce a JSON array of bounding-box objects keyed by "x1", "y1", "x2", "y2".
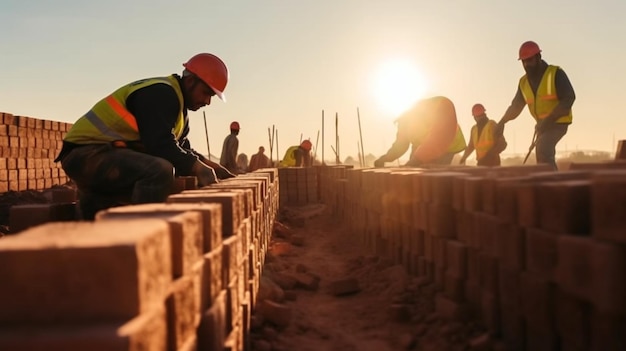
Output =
[{"x1": 150, "y1": 158, "x2": 175, "y2": 184}]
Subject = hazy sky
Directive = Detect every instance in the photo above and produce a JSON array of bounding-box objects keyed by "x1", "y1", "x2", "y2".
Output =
[{"x1": 1, "y1": 0, "x2": 624, "y2": 163}]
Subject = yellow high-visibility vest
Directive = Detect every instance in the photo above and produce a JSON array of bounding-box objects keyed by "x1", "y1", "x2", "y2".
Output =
[
  {"x1": 279, "y1": 145, "x2": 300, "y2": 167},
  {"x1": 519, "y1": 65, "x2": 573, "y2": 124},
  {"x1": 471, "y1": 120, "x2": 496, "y2": 160},
  {"x1": 64, "y1": 75, "x2": 186, "y2": 144}
]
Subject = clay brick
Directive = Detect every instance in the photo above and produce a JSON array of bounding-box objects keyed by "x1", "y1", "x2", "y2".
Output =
[
  {"x1": 0, "y1": 307, "x2": 167, "y2": 351},
  {"x1": 516, "y1": 182, "x2": 538, "y2": 228},
  {"x1": 210, "y1": 179, "x2": 263, "y2": 212},
  {"x1": 97, "y1": 208, "x2": 204, "y2": 278},
  {"x1": 98, "y1": 203, "x2": 222, "y2": 253},
  {"x1": 427, "y1": 171, "x2": 467, "y2": 205},
  {"x1": 427, "y1": 203, "x2": 456, "y2": 238},
  {"x1": 168, "y1": 190, "x2": 243, "y2": 238},
  {"x1": 466, "y1": 248, "x2": 481, "y2": 285},
  {"x1": 9, "y1": 203, "x2": 77, "y2": 233},
  {"x1": 475, "y1": 213, "x2": 501, "y2": 257},
  {"x1": 166, "y1": 276, "x2": 198, "y2": 351},
  {"x1": 222, "y1": 234, "x2": 242, "y2": 288},
  {"x1": 591, "y1": 170, "x2": 626, "y2": 243},
  {"x1": 432, "y1": 236, "x2": 447, "y2": 268},
  {"x1": 555, "y1": 291, "x2": 591, "y2": 351},
  {"x1": 478, "y1": 253, "x2": 499, "y2": 293},
  {"x1": 555, "y1": 235, "x2": 594, "y2": 301},
  {"x1": 520, "y1": 272, "x2": 556, "y2": 331},
  {"x1": 197, "y1": 290, "x2": 227, "y2": 351},
  {"x1": 443, "y1": 271, "x2": 465, "y2": 302},
  {"x1": 455, "y1": 210, "x2": 473, "y2": 245},
  {"x1": 494, "y1": 176, "x2": 529, "y2": 223},
  {"x1": 525, "y1": 227, "x2": 558, "y2": 281},
  {"x1": 481, "y1": 291, "x2": 500, "y2": 335},
  {"x1": 463, "y1": 176, "x2": 484, "y2": 212},
  {"x1": 590, "y1": 241, "x2": 626, "y2": 314},
  {"x1": 498, "y1": 266, "x2": 521, "y2": 307},
  {"x1": 445, "y1": 240, "x2": 467, "y2": 279},
  {"x1": 496, "y1": 223, "x2": 526, "y2": 270},
  {"x1": 537, "y1": 180, "x2": 591, "y2": 235}
]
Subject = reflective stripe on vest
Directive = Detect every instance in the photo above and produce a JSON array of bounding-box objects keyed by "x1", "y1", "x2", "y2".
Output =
[
  {"x1": 471, "y1": 120, "x2": 496, "y2": 159},
  {"x1": 519, "y1": 65, "x2": 573, "y2": 124},
  {"x1": 64, "y1": 75, "x2": 185, "y2": 144}
]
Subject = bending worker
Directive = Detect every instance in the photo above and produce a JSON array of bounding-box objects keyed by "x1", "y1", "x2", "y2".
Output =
[
  {"x1": 459, "y1": 103, "x2": 507, "y2": 166},
  {"x1": 497, "y1": 41, "x2": 575, "y2": 170},
  {"x1": 54, "y1": 53, "x2": 236, "y2": 220},
  {"x1": 248, "y1": 146, "x2": 270, "y2": 172},
  {"x1": 280, "y1": 140, "x2": 313, "y2": 167},
  {"x1": 374, "y1": 96, "x2": 466, "y2": 167}
]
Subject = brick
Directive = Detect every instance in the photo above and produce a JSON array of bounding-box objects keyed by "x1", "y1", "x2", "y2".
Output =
[
  {"x1": 590, "y1": 310, "x2": 626, "y2": 351},
  {"x1": 445, "y1": 240, "x2": 467, "y2": 279},
  {"x1": 427, "y1": 203, "x2": 456, "y2": 238},
  {"x1": 463, "y1": 176, "x2": 484, "y2": 212},
  {"x1": 443, "y1": 271, "x2": 464, "y2": 302},
  {"x1": 0, "y1": 307, "x2": 167, "y2": 351},
  {"x1": 222, "y1": 235, "x2": 242, "y2": 288},
  {"x1": 525, "y1": 227, "x2": 558, "y2": 281},
  {"x1": 520, "y1": 272, "x2": 556, "y2": 331},
  {"x1": 481, "y1": 291, "x2": 500, "y2": 335},
  {"x1": 591, "y1": 170, "x2": 626, "y2": 243},
  {"x1": 494, "y1": 176, "x2": 529, "y2": 223},
  {"x1": 166, "y1": 276, "x2": 198, "y2": 351},
  {"x1": 9, "y1": 203, "x2": 76, "y2": 233},
  {"x1": 495, "y1": 223, "x2": 525, "y2": 270},
  {"x1": 537, "y1": 180, "x2": 591, "y2": 235},
  {"x1": 555, "y1": 291, "x2": 591, "y2": 351},
  {"x1": 555, "y1": 235, "x2": 594, "y2": 301},
  {"x1": 498, "y1": 266, "x2": 521, "y2": 307},
  {"x1": 0, "y1": 221, "x2": 172, "y2": 323},
  {"x1": 197, "y1": 290, "x2": 227, "y2": 351},
  {"x1": 168, "y1": 190, "x2": 243, "y2": 238},
  {"x1": 516, "y1": 182, "x2": 538, "y2": 227},
  {"x1": 475, "y1": 213, "x2": 500, "y2": 257},
  {"x1": 478, "y1": 253, "x2": 499, "y2": 293},
  {"x1": 98, "y1": 203, "x2": 222, "y2": 253},
  {"x1": 427, "y1": 171, "x2": 467, "y2": 205},
  {"x1": 590, "y1": 241, "x2": 626, "y2": 314},
  {"x1": 455, "y1": 210, "x2": 473, "y2": 245}
]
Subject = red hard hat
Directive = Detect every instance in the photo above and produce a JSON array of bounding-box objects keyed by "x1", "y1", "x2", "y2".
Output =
[
  {"x1": 518, "y1": 41, "x2": 541, "y2": 60},
  {"x1": 471, "y1": 103, "x2": 486, "y2": 117},
  {"x1": 300, "y1": 140, "x2": 312, "y2": 151},
  {"x1": 230, "y1": 121, "x2": 240, "y2": 130},
  {"x1": 183, "y1": 53, "x2": 229, "y2": 101}
]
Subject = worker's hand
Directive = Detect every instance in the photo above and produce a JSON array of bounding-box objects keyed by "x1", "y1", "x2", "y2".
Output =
[
  {"x1": 215, "y1": 166, "x2": 236, "y2": 180},
  {"x1": 192, "y1": 161, "x2": 218, "y2": 187},
  {"x1": 373, "y1": 158, "x2": 385, "y2": 168}
]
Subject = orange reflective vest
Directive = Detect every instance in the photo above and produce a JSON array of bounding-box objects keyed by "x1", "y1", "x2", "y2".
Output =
[
  {"x1": 519, "y1": 65, "x2": 573, "y2": 124},
  {"x1": 64, "y1": 75, "x2": 186, "y2": 144},
  {"x1": 471, "y1": 120, "x2": 497, "y2": 160}
]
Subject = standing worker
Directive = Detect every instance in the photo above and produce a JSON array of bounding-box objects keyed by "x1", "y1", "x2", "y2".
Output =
[
  {"x1": 374, "y1": 96, "x2": 466, "y2": 167},
  {"x1": 248, "y1": 146, "x2": 270, "y2": 171},
  {"x1": 459, "y1": 103, "x2": 507, "y2": 166},
  {"x1": 54, "y1": 53, "x2": 236, "y2": 220},
  {"x1": 280, "y1": 140, "x2": 313, "y2": 167},
  {"x1": 497, "y1": 41, "x2": 575, "y2": 170},
  {"x1": 220, "y1": 121, "x2": 240, "y2": 173}
]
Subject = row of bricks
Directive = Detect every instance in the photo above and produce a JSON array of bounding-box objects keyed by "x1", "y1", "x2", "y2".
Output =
[
  {"x1": 0, "y1": 124, "x2": 67, "y2": 139},
  {"x1": 1, "y1": 167, "x2": 64, "y2": 181},
  {"x1": 0, "y1": 135, "x2": 63, "y2": 149},
  {"x1": 0, "y1": 177, "x2": 69, "y2": 193},
  {"x1": 0, "y1": 168, "x2": 278, "y2": 349},
  {"x1": 0, "y1": 112, "x2": 73, "y2": 131},
  {"x1": 0, "y1": 157, "x2": 63, "y2": 170},
  {"x1": 0, "y1": 146, "x2": 60, "y2": 159}
]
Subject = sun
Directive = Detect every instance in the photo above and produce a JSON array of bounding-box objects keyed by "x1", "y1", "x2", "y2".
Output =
[{"x1": 371, "y1": 59, "x2": 428, "y2": 116}]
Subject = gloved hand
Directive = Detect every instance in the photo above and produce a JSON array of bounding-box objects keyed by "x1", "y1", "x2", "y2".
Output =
[
  {"x1": 215, "y1": 166, "x2": 236, "y2": 180},
  {"x1": 192, "y1": 161, "x2": 218, "y2": 187},
  {"x1": 373, "y1": 158, "x2": 385, "y2": 168}
]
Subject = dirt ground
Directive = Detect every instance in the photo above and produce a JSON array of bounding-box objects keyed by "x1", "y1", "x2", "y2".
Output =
[{"x1": 252, "y1": 205, "x2": 493, "y2": 351}]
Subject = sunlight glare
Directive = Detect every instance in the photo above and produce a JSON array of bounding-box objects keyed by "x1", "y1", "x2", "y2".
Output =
[{"x1": 371, "y1": 59, "x2": 428, "y2": 116}]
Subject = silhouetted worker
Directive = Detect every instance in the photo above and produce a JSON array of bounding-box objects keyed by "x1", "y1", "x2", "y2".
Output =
[
  {"x1": 220, "y1": 121, "x2": 240, "y2": 173},
  {"x1": 497, "y1": 40, "x2": 575, "y2": 170},
  {"x1": 248, "y1": 146, "x2": 270, "y2": 172},
  {"x1": 374, "y1": 96, "x2": 466, "y2": 167},
  {"x1": 236, "y1": 153, "x2": 248, "y2": 174},
  {"x1": 460, "y1": 103, "x2": 507, "y2": 166},
  {"x1": 280, "y1": 140, "x2": 313, "y2": 167}
]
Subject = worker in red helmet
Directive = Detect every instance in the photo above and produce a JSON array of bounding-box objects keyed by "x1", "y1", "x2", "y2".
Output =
[
  {"x1": 459, "y1": 104, "x2": 508, "y2": 166},
  {"x1": 280, "y1": 139, "x2": 313, "y2": 167},
  {"x1": 220, "y1": 121, "x2": 240, "y2": 173},
  {"x1": 54, "y1": 53, "x2": 236, "y2": 219},
  {"x1": 497, "y1": 41, "x2": 576, "y2": 170},
  {"x1": 374, "y1": 96, "x2": 467, "y2": 168},
  {"x1": 248, "y1": 146, "x2": 270, "y2": 172}
]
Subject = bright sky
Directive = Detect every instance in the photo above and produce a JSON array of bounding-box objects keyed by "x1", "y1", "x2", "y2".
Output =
[{"x1": 1, "y1": 0, "x2": 625, "y2": 163}]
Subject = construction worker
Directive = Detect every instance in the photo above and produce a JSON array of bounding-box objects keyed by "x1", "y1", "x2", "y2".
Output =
[
  {"x1": 248, "y1": 146, "x2": 270, "y2": 172},
  {"x1": 374, "y1": 96, "x2": 466, "y2": 167},
  {"x1": 497, "y1": 41, "x2": 575, "y2": 170},
  {"x1": 220, "y1": 121, "x2": 240, "y2": 173},
  {"x1": 236, "y1": 153, "x2": 249, "y2": 174},
  {"x1": 459, "y1": 104, "x2": 508, "y2": 166},
  {"x1": 54, "y1": 53, "x2": 236, "y2": 220},
  {"x1": 280, "y1": 140, "x2": 313, "y2": 167}
]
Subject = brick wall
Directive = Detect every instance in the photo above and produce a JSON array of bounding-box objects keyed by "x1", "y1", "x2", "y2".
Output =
[
  {"x1": 0, "y1": 112, "x2": 72, "y2": 192},
  {"x1": 325, "y1": 163, "x2": 626, "y2": 350}
]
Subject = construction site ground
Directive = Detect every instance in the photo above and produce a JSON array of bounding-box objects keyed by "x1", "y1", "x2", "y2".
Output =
[{"x1": 253, "y1": 204, "x2": 493, "y2": 351}]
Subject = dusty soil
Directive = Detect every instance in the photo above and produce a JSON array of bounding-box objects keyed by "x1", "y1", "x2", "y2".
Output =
[{"x1": 252, "y1": 205, "x2": 493, "y2": 351}]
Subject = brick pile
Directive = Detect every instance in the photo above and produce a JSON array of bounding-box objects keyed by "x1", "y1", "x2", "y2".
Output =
[
  {"x1": 277, "y1": 167, "x2": 319, "y2": 207},
  {"x1": 328, "y1": 163, "x2": 626, "y2": 351},
  {"x1": 0, "y1": 168, "x2": 279, "y2": 351},
  {"x1": 0, "y1": 112, "x2": 72, "y2": 192}
]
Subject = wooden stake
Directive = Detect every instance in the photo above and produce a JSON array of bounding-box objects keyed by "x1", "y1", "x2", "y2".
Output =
[{"x1": 203, "y1": 111, "x2": 211, "y2": 161}]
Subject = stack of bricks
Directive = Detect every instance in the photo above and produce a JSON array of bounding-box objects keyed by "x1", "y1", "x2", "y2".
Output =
[
  {"x1": 316, "y1": 165, "x2": 353, "y2": 217},
  {"x1": 277, "y1": 167, "x2": 319, "y2": 207},
  {"x1": 0, "y1": 112, "x2": 72, "y2": 192},
  {"x1": 0, "y1": 168, "x2": 279, "y2": 351},
  {"x1": 337, "y1": 162, "x2": 626, "y2": 351}
]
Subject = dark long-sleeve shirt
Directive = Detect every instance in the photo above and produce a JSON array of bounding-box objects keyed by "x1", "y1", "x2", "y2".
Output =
[{"x1": 220, "y1": 133, "x2": 239, "y2": 173}]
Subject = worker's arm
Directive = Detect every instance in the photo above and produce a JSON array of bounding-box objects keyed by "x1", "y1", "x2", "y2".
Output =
[
  {"x1": 539, "y1": 68, "x2": 576, "y2": 128},
  {"x1": 411, "y1": 101, "x2": 457, "y2": 163},
  {"x1": 459, "y1": 132, "x2": 475, "y2": 165},
  {"x1": 374, "y1": 120, "x2": 411, "y2": 167},
  {"x1": 498, "y1": 88, "x2": 526, "y2": 127},
  {"x1": 128, "y1": 84, "x2": 197, "y2": 176},
  {"x1": 178, "y1": 123, "x2": 235, "y2": 179}
]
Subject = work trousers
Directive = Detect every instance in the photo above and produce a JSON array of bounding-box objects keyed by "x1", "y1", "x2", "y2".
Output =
[
  {"x1": 536, "y1": 124, "x2": 568, "y2": 170},
  {"x1": 60, "y1": 144, "x2": 175, "y2": 220}
]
